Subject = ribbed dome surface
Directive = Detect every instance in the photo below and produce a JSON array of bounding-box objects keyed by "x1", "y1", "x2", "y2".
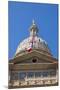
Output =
[{"x1": 15, "y1": 20, "x2": 50, "y2": 56}]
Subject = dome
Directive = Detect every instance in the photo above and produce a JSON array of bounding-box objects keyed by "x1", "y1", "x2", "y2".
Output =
[{"x1": 15, "y1": 20, "x2": 51, "y2": 56}]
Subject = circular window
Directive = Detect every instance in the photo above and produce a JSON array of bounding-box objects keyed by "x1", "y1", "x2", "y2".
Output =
[{"x1": 32, "y1": 59, "x2": 37, "y2": 63}]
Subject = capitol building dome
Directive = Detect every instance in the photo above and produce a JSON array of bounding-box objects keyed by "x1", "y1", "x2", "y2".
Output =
[{"x1": 15, "y1": 20, "x2": 51, "y2": 56}]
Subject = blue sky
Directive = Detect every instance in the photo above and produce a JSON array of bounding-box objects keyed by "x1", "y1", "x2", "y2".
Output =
[{"x1": 8, "y1": 1, "x2": 58, "y2": 59}]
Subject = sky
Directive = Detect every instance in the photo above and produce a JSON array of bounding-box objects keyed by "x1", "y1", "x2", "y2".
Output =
[{"x1": 8, "y1": 1, "x2": 58, "y2": 59}]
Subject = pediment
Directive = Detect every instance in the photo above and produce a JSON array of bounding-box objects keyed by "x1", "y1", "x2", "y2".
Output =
[
  {"x1": 12, "y1": 50, "x2": 58, "y2": 64},
  {"x1": 14, "y1": 56, "x2": 53, "y2": 64}
]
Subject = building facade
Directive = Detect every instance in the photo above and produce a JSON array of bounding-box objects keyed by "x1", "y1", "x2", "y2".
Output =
[{"x1": 9, "y1": 20, "x2": 58, "y2": 88}]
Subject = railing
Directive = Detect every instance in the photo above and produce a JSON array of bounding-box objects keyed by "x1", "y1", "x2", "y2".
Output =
[
  {"x1": 9, "y1": 76, "x2": 58, "y2": 87},
  {"x1": 25, "y1": 76, "x2": 57, "y2": 81}
]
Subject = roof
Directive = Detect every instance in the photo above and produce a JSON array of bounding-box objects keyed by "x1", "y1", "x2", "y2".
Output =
[
  {"x1": 15, "y1": 20, "x2": 51, "y2": 57},
  {"x1": 9, "y1": 49, "x2": 58, "y2": 64}
]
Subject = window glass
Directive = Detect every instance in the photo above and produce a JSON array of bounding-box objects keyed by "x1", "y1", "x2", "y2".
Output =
[
  {"x1": 19, "y1": 72, "x2": 26, "y2": 80},
  {"x1": 50, "y1": 70, "x2": 56, "y2": 76},
  {"x1": 27, "y1": 72, "x2": 34, "y2": 78},
  {"x1": 11, "y1": 72, "x2": 18, "y2": 80},
  {"x1": 35, "y1": 72, "x2": 41, "y2": 77},
  {"x1": 42, "y1": 72, "x2": 48, "y2": 77}
]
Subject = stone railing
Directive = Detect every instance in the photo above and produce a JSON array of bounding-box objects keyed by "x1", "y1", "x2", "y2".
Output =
[{"x1": 9, "y1": 76, "x2": 58, "y2": 87}]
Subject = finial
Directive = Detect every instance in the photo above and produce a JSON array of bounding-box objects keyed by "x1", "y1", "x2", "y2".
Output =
[{"x1": 32, "y1": 19, "x2": 35, "y2": 25}]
